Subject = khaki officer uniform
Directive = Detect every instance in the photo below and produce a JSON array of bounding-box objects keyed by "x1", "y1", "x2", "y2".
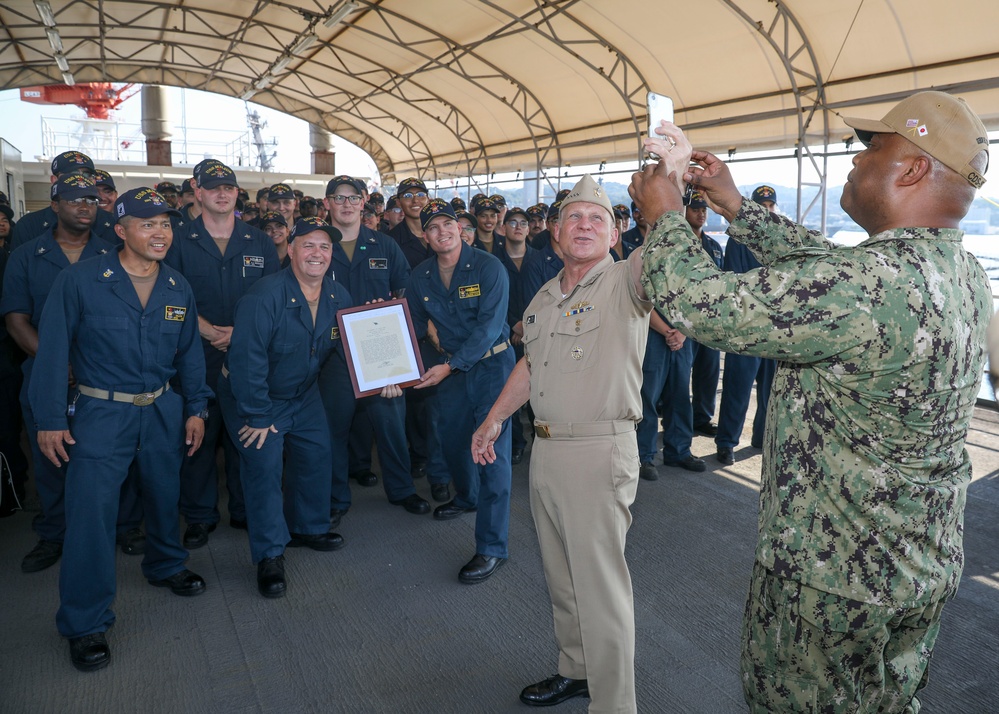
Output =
[{"x1": 522, "y1": 252, "x2": 651, "y2": 714}]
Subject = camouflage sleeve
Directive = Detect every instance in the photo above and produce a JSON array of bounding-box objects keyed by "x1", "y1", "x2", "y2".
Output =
[
  {"x1": 727, "y1": 198, "x2": 835, "y2": 265},
  {"x1": 641, "y1": 211, "x2": 874, "y2": 363}
]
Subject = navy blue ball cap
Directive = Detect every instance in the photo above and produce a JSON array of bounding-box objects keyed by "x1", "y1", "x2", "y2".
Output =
[
  {"x1": 546, "y1": 200, "x2": 563, "y2": 219},
  {"x1": 197, "y1": 162, "x2": 238, "y2": 189},
  {"x1": 51, "y1": 150, "x2": 95, "y2": 177},
  {"x1": 113, "y1": 187, "x2": 181, "y2": 222},
  {"x1": 180, "y1": 178, "x2": 196, "y2": 195},
  {"x1": 326, "y1": 175, "x2": 365, "y2": 196},
  {"x1": 751, "y1": 185, "x2": 777, "y2": 205},
  {"x1": 683, "y1": 190, "x2": 709, "y2": 209},
  {"x1": 193, "y1": 158, "x2": 224, "y2": 181},
  {"x1": 94, "y1": 170, "x2": 116, "y2": 190},
  {"x1": 396, "y1": 177, "x2": 428, "y2": 197},
  {"x1": 526, "y1": 204, "x2": 546, "y2": 219},
  {"x1": 504, "y1": 207, "x2": 529, "y2": 223},
  {"x1": 473, "y1": 197, "x2": 500, "y2": 216},
  {"x1": 289, "y1": 216, "x2": 341, "y2": 244},
  {"x1": 489, "y1": 194, "x2": 506, "y2": 207},
  {"x1": 155, "y1": 181, "x2": 178, "y2": 195},
  {"x1": 420, "y1": 198, "x2": 457, "y2": 231},
  {"x1": 0, "y1": 204, "x2": 13, "y2": 221},
  {"x1": 51, "y1": 173, "x2": 99, "y2": 201},
  {"x1": 258, "y1": 211, "x2": 287, "y2": 228},
  {"x1": 450, "y1": 197, "x2": 467, "y2": 211},
  {"x1": 554, "y1": 188, "x2": 571, "y2": 203},
  {"x1": 269, "y1": 183, "x2": 296, "y2": 201}
]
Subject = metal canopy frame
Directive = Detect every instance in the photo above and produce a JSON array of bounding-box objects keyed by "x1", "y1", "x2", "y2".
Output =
[{"x1": 3, "y1": 0, "x2": 997, "y2": 226}]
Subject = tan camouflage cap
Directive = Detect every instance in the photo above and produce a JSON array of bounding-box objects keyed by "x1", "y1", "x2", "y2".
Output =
[
  {"x1": 844, "y1": 91, "x2": 989, "y2": 188},
  {"x1": 559, "y1": 174, "x2": 613, "y2": 217}
]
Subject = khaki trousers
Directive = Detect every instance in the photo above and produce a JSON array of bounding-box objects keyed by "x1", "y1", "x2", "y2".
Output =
[{"x1": 529, "y1": 430, "x2": 640, "y2": 714}]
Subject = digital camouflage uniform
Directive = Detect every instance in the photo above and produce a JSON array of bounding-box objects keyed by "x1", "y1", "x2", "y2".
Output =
[{"x1": 642, "y1": 199, "x2": 991, "y2": 713}]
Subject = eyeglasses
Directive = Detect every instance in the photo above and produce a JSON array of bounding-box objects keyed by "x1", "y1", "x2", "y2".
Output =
[
  {"x1": 64, "y1": 197, "x2": 99, "y2": 206},
  {"x1": 460, "y1": 225, "x2": 476, "y2": 233},
  {"x1": 400, "y1": 192, "x2": 428, "y2": 200},
  {"x1": 389, "y1": 207, "x2": 403, "y2": 214},
  {"x1": 505, "y1": 220, "x2": 528, "y2": 228},
  {"x1": 331, "y1": 194, "x2": 362, "y2": 205}
]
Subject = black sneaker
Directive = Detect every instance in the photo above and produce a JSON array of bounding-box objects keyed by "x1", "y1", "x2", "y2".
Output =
[
  {"x1": 22, "y1": 540, "x2": 63, "y2": 573},
  {"x1": 639, "y1": 462, "x2": 658, "y2": 481}
]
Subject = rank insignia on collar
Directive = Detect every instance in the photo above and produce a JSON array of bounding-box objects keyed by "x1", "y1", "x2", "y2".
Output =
[
  {"x1": 526, "y1": 314, "x2": 536, "y2": 324},
  {"x1": 331, "y1": 327, "x2": 340, "y2": 340},
  {"x1": 103, "y1": 268, "x2": 113, "y2": 278},
  {"x1": 168, "y1": 277, "x2": 176, "y2": 286},
  {"x1": 244, "y1": 234, "x2": 251, "y2": 239}
]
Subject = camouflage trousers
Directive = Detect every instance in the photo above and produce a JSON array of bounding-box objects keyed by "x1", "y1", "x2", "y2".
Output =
[{"x1": 740, "y1": 562, "x2": 946, "y2": 713}]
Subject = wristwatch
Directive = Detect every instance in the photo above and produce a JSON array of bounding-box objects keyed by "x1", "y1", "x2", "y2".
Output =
[
  {"x1": 197, "y1": 408, "x2": 210, "y2": 420},
  {"x1": 444, "y1": 357, "x2": 458, "y2": 375}
]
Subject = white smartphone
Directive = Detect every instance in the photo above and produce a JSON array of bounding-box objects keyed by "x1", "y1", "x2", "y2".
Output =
[{"x1": 646, "y1": 91, "x2": 674, "y2": 156}]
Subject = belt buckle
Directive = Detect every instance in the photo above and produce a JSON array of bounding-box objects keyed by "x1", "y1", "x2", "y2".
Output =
[
  {"x1": 535, "y1": 423, "x2": 551, "y2": 439},
  {"x1": 133, "y1": 392, "x2": 155, "y2": 406}
]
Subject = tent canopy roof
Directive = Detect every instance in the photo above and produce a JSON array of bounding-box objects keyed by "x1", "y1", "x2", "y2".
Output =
[{"x1": 3, "y1": 0, "x2": 998, "y2": 184}]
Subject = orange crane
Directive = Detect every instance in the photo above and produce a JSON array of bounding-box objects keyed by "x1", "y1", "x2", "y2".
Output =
[{"x1": 19, "y1": 83, "x2": 138, "y2": 120}]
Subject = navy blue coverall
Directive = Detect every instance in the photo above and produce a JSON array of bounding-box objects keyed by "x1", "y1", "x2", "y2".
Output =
[
  {"x1": 407, "y1": 241, "x2": 514, "y2": 559},
  {"x1": 165, "y1": 216, "x2": 279, "y2": 526},
  {"x1": 29, "y1": 249, "x2": 211, "y2": 639},
  {"x1": 218, "y1": 269, "x2": 352, "y2": 564},
  {"x1": 690, "y1": 232, "x2": 724, "y2": 429},
  {"x1": 1, "y1": 230, "x2": 142, "y2": 544}
]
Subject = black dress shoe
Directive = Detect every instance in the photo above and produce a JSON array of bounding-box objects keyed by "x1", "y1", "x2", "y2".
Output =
[
  {"x1": 519, "y1": 675, "x2": 589, "y2": 706},
  {"x1": 69, "y1": 632, "x2": 110, "y2": 672},
  {"x1": 458, "y1": 554, "x2": 506, "y2": 584},
  {"x1": 511, "y1": 448, "x2": 524, "y2": 465},
  {"x1": 257, "y1": 556, "x2": 286, "y2": 598},
  {"x1": 639, "y1": 462, "x2": 658, "y2": 481},
  {"x1": 148, "y1": 568, "x2": 207, "y2": 596},
  {"x1": 230, "y1": 517, "x2": 248, "y2": 530},
  {"x1": 329, "y1": 508, "x2": 348, "y2": 529},
  {"x1": 716, "y1": 447, "x2": 735, "y2": 465},
  {"x1": 430, "y1": 482, "x2": 450, "y2": 502},
  {"x1": 433, "y1": 500, "x2": 476, "y2": 521},
  {"x1": 665, "y1": 455, "x2": 707, "y2": 472},
  {"x1": 350, "y1": 470, "x2": 378, "y2": 487},
  {"x1": 116, "y1": 527, "x2": 146, "y2": 555},
  {"x1": 21, "y1": 539, "x2": 62, "y2": 573},
  {"x1": 694, "y1": 422, "x2": 719, "y2": 437},
  {"x1": 389, "y1": 493, "x2": 431, "y2": 515},
  {"x1": 183, "y1": 522, "x2": 216, "y2": 550},
  {"x1": 288, "y1": 531, "x2": 345, "y2": 551}
]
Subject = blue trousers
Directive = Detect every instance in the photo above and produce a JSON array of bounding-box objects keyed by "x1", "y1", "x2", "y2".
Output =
[
  {"x1": 318, "y1": 355, "x2": 356, "y2": 511},
  {"x1": 348, "y1": 394, "x2": 417, "y2": 502},
  {"x1": 56, "y1": 390, "x2": 188, "y2": 638},
  {"x1": 218, "y1": 379, "x2": 332, "y2": 564},
  {"x1": 179, "y1": 397, "x2": 244, "y2": 524},
  {"x1": 638, "y1": 332, "x2": 694, "y2": 463},
  {"x1": 691, "y1": 341, "x2": 720, "y2": 428},
  {"x1": 717, "y1": 354, "x2": 776, "y2": 449},
  {"x1": 436, "y1": 350, "x2": 514, "y2": 559}
]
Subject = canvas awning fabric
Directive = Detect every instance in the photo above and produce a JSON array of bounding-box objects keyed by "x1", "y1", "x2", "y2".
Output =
[{"x1": 3, "y1": 0, "x2": 998, "y2": 185}]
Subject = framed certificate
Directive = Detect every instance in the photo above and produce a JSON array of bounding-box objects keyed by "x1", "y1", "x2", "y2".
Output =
[{"x1": 337, "y1": 298, "x2": 426, "y2": 398}]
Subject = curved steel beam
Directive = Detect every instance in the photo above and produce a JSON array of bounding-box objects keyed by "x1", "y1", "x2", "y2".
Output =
[{"x1": 721, "y1": 0, "x2": 828, "y2": 228}]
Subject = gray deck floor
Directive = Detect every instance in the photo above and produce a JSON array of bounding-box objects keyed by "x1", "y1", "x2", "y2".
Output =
[{"x1": 2, "y1": 397, "x2": 998, "y2": 713}]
